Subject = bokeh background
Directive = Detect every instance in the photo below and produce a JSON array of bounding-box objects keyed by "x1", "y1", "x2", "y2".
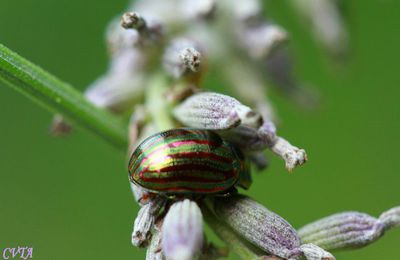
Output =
[{"x1": 1, "y1": 1, "x2": 399, "y2": 259}]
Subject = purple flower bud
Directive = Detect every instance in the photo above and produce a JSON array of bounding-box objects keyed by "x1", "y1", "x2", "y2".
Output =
[
  {"x1": 84, "y1": 49, "x2": 146, "y2": 113},
  {"x1": 291, "y1": 0, "x2": 348, "y2": 57},
  {"x1": 299, "y1": 244, "x2": 335, "y2": 260},
  {"x1": 213, "y1": 195, "x2": 301, "y2": 259},
  {"x1": 219, "y1": 120, "x2": 306, "y2": 172},
  {"x1": 162, "y1": 199, "x2": 203, "y2": 260},
  {"x1": 217, "y1": 121, "x2": 275, "y2": 151},
  {"x1": 236, "y1": 23, "x2": 287, "y2": 60},
  {"x1": 132, "y1": 197, "x2": 165, "y2": 248},
  {"x1": 173, "y1": 92, "x2": 262, "y2": 130},
  {"x1": 379, "y1": 206, "x2": 400, "y2": 230},
  {"x1": 255, "y1": 100, "x2": 276, "y2": 123},
  {"x1": 84, "y1": 74, "x2": 145, "y2": 113},
  {"x1": 298, "y1": 211, "x2": 387, "y2": 251}
]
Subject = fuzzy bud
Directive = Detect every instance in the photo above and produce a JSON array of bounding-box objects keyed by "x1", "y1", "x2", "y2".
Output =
[
  {"x1": 162, "y1": 199, "x2": 203, "y2": 260},
  {"x1": 217, "y1": 121, "x2": 276, "y2": 151},
  {"x1": 213, "y1": 195, "x2": 301, "y2": 259},
  {"x1": 237, "y1": 23, "x2": 288, "y2": 60},
  {"x1": 379, "y1": 206, "x2": 400, "y2": 230},
  {"x1": 84, "y1": 49, "x2": 146, "y2": 113},
  {"x1": 120, "y1": 11, "x2": 164, "y2": 46},
  {"x1": 132, "y1": 197, "x2": 165, "y2": 248},
  {"x1": 163, "y1": 38, "x2": 202, "y2": 78},
  {"x1": 146, "y1": 220, "x2": 165, "y2": 260},
  {"x1": 228, "y1": 0, "x2": 262, "y2": 23},
  {"x1": 299, "y1": 244, "x2": 335, "y2": 260},
  {"x1": 270, "y1": 137, "x2": 307, "y2": 172},
  {"x1": 173, "y1": 92, "x2": 262, "y2": 130},
  {"x1": 106, "y1": 18, "x2": 137, "y2": 55},
  {"x1": 298, "y1": 211, "x2": 390, "y2": 251},
  {"x1": 84, "y1": 73, "x2": 145, "y2": 113},
  {"x1": 182, "y1": 0, "x2": 216, "y2": 20},
  {"x1": 121, "y1": 12, "x2": 146, "y2": 30},
  {"x1": 291, "y1": 0, "x2": 347, "y2": 56}
]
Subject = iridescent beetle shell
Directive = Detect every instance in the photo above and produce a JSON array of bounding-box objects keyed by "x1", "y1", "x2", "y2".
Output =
[{"x1": 128, "y1": 129, "x2": 250, "y2": 194}]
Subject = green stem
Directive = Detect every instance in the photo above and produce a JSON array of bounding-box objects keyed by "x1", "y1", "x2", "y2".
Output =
[
  {"x1": 0, "y1": 43, "x2": 127, "y2": 150},
  {"x1": 146, "y1": 72, "x2": 175, "y2": 130}
]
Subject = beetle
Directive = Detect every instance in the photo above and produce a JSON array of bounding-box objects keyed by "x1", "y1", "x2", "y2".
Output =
[{"x1": 128, "y1": 128, "x2": 251, "y2": 195}]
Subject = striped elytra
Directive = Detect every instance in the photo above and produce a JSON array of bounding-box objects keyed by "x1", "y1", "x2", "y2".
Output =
[{"x1": 128, "y1": 129, "x2": 247, "y2": 194}]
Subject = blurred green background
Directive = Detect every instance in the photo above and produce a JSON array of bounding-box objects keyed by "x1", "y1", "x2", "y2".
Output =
[{"x1": 0, "y1": 1, "x2": 399, "y2": 259}]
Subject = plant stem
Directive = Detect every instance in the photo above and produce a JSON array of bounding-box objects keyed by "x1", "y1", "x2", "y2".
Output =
[
  {"x1": 145, "y1": 72, "x2": 175, "y2": 130},
  {"x1": 0, "y1": 43, "x2": 128, "y2": 150}
]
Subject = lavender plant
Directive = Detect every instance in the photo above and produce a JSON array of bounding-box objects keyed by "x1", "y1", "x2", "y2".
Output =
[{"x1": 0, "y1": 0, "x2": 398, "y2": 260}]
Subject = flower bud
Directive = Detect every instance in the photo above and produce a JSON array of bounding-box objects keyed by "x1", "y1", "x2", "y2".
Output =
[
  {"x1": 173, "y1": 92, "x2": 262, "y2": 130},
  {"x1": 84, "y1": 49, "x2": 146, "y2": 113},
  {"x1": 120, "y1": 11, "x2": 164, "y2": 45},
  {"x1": 84, "y1": 72, "x2": 145, "y2": 113},
  {"x1": 236, "y1": 23, "x2": 288, "y2": 60},
  {"x1": 298, "y1": 211, "x2": 387, "y2": 251},
  {"x1": 223, "y1": 0, "x2": 262, "y2": 23},
  {"x1": 162, "y1": 199, "x2": 203, "y2": 260},
  {"x1": 213, "y1": 195, "x2": 301, "y2": 259},
  {"x1": 163, "y1": 38, "x2": 202, "y2": 78},
  {"x1": 299, "y1": 244, "x2": 335, "y2": 260},
  {"x1": 121, "y1": 12, "x2": 146, "y2": 30},
  {"x1": 218, "y1": 121, "x2": 276, "y2": 151},
  {"x1": 270, "y1": 137, "x2": 307, "y2": 172},
  {"x1": 132, "y1": 197, "x2": 165, "y2": 248},
  {"x1": 379, "y1": 206, "x2": 400, "y2": 230},
  {"x1": 146, "y1": 220, "x2": 165, "y2": 260},
  {"x1": 106, "y1": 18, "x2": 139, "y2": 55},
  {"x1": 291, "y1": 0, "x2": 347, "y2": 57},
  {"x1": 255, "y1": 100, "x2": 276, "y2": 124},
  {"x1": 182, "y1": 0, "x2": 216, "y2": 20}
]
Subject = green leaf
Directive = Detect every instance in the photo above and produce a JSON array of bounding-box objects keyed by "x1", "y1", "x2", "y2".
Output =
[{"x1": 0, "y1": 43, "x2": 128, "y2": 150}]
